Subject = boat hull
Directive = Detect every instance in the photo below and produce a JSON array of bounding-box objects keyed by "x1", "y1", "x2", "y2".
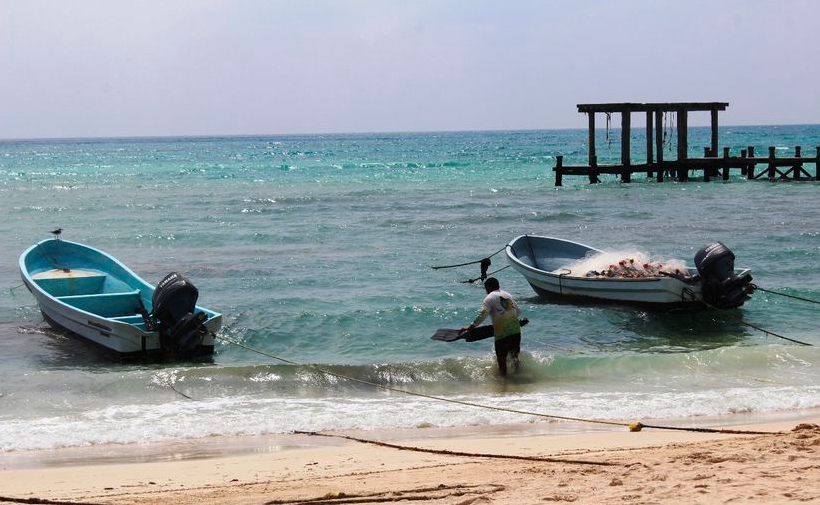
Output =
[
  {"x1": 506, "y1": 235, "x2": 707, "y2": 310},
  {"x1": 20, "y1": 238, "x2": 221, "y2": 358}
]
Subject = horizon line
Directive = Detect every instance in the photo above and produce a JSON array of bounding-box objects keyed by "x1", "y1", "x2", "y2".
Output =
[{"x1": 1, "y1": 122, "x2": 818, "y2": 143}]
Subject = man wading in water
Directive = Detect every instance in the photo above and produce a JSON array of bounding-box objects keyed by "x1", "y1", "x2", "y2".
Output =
[{"x1": 461, "y1": 277, "x2": 522, "y2": 376}]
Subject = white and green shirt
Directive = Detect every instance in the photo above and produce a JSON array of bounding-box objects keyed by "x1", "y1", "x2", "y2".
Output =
[{"x1": 472, "y1": 289, "x2": 521, "y2": 340}]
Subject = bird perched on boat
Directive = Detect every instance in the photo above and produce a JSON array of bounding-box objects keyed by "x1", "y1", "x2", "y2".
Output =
[{"x1": 50, "y1": 228, "x2": 62, "y2": 239}]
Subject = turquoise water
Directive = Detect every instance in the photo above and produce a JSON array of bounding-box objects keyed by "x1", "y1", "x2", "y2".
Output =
[{"x1": 2, "y1": 127, "x2": 820, "y2": 452}]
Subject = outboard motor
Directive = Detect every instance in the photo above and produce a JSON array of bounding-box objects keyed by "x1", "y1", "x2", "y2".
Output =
[
  {"x1": 152, "y1": 272, "x2": 208, "y2": 356},
  {"x1": 694, "y1": 242, "x2": 754, "y2": 309}
]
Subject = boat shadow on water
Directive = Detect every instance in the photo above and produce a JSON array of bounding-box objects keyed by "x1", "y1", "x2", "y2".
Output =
[
  {"x1": 520, "y1": 295, "x2": 749, "y2": 354},
  {"x1": 595, "y1": 309, "x2": 750, "y2": 353}
]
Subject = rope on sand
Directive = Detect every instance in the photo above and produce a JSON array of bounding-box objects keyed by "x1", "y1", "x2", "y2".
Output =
[
  {"x1": 293, "y1": 431, "x2": 615, "y2": 466},
  {"x1": 265, "y1": 484, "x2": 506, "y2": 505},
  {"x1": 627, "y1": 422, "x2": 778, "y2": 435},
  {"x1": 0, "y1": 496, "x2": 107, "y2": 505}
]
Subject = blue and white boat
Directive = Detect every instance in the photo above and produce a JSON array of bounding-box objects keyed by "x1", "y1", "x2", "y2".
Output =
[
  {"x1": 19, "y1": 236, "x2": 221, "y2": 359},
  {"x1": 506, "y1": 235, "x2": 754, "y2": 310}
]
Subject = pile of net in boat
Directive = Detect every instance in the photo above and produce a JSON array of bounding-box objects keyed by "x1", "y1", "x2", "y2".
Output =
[{"x1": 557, "y1": 250, "x2": 691, "y2": 279}]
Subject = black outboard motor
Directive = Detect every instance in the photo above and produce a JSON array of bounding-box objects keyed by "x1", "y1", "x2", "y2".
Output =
[
  {"x1": 152, "y1": 272, "x2": 208, "y2": 356},
  {"x1": 694, "y1": 242, "x2": 754, "y2": 309}
]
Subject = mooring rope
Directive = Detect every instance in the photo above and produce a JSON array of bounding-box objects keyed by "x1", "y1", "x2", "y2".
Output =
[
  {"x1": 699, "y1": 300, "x2": 813, "y2": 347},
  {"x1": 628, "y1": 422, "x2": 776, "y2": 436},
  {"x1": 34, "y1": 238, "x2": 71, "y2": 274},
  {"x1": 204, "y1": 276, "x2": 820, "y2": 438},
  {"x1": 462, "y1": 264, "x2": 510, "y2": 284},
  {"x1": 430, "y1": 246, "x2": 506, "y2": 270},
  {"x1": 752, "y1": 284, "x2": 820, "y2": 306},
  {"x1": 213, "y1": 333, "x2": 781, "y2": 436},
  {"x1": 293, "y1": 430, "x2": 615, "y2": 466},
  {"x1": 265, "y1": 484, "x2": 505, "y2": 505},
  {"x1": 216, "y1": 333, "x2": 625, "y2": 427},
  {"x1": 0, "y1": 497, "x2": 106, "y2": 505}
]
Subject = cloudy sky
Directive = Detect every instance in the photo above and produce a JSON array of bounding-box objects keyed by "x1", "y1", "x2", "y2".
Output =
[{"x1": 1, "y1": 0, "x2": 817, "y2": 139}]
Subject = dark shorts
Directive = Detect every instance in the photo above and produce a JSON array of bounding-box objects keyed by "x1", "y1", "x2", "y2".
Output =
[{"x1": 495, "y1": 333, "x2": 521, "y2": 359}]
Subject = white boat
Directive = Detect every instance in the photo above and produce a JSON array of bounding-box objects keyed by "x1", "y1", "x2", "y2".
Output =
[
  {"x1": 19, "y1": 237, "x2": 222, "y2": 359},
  {"x1": 505, "y1": 235, "x2": 753, "y2": 310}
]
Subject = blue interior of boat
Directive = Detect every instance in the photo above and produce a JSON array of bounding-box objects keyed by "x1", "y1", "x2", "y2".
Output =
[
  {"x1": 34, "y1": 274, "x2": 107, "y2": 297},
  {"x1": 510, "y1": 236, "x2": 596, "y2": 272},
  {"x1": 33, "y1": 273, "x2": 146, "y2": 319},
  {"x1": 56, "y1": 291, "x2": 143, "y2": 318}
]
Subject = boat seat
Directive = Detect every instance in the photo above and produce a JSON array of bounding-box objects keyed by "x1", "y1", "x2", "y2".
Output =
[
  {"x1": 56, "y1": 290, "x2": 143, "y2": 318},
  {"x1": 109, "y1": 315, "x2": 149, "y2": 328},
  {"x1": 33, "y1": 270, "x2": 107, "y2": 297}
]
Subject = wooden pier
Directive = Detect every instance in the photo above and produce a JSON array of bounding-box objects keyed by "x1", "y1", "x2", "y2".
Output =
[{"x1": 553, "y1": 102, "x2": 820, "y2": 186}]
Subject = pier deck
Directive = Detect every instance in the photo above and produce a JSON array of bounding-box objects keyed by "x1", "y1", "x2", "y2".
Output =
[{"x1": 554, "y1": 102, "x2": 819, "y2": 185}]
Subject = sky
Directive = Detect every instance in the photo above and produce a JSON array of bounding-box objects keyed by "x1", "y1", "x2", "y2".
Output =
[{"x1": 1, "y1": 0, "x2": 818, "y2": 139}]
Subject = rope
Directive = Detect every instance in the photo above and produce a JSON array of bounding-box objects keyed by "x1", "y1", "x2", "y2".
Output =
[
  {"x1": 213, "y1": 333, "x2": 781, "y2": 436},
  {"x1": 35, "y1": 240, "x2": 68, "y2": 273},
  {"x1": 266, "y1": 484, "x2": 505, "y2": 504},
  {"x1": 215, "y1": 334, "x2": 624, "y2": 427},
  {"x1": 667, "y1": 111, "x2": 676, "y2": 153},
  {"x1": 753, "y1": 284, "x2": 820, "y2": 306},
  {"x1": 557, "y1": 269, "x2": 570, "y2": 295},
  {"x1": 630, "y1": 423, "x2": 777, "y2": 436},
  {"x1": 430, "y1": 246, "x2": 506, "y2": 270},
  {"x1": 216, "y1": 334, "x2": 626, "y2": 425},
  {"x1": 699, "y1": 300, "x2": 813, "y2": 347},
  {"x1": 293, "y1": 431, "x2": 614, "y2": 466},
  {"x1": 168, "y1": 380, "x2": 195, "y2": 400},
  {"x1": 0, "y1": 496, "x2": 106, "y2": 505},
  {"x1": 462, "y1": 264, "x2": 510, "y2": 284},
  {"x1": 662, "y1": 111, "x2": 667, "y2": 147}
]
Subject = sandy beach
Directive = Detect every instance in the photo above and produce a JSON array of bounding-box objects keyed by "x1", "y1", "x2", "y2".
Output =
[{"x1": 3, "y1": 415, "x2": 820, "y2": 505}]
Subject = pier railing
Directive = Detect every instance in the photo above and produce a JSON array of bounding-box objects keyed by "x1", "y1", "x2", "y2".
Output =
[{"x1": 554, "y1": 145, "x2": 820, "y2": 186}]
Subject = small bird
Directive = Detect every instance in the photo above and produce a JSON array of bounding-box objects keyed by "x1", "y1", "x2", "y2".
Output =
[{"x1": 50, "y1": 228, "x2": 62, "y2": 238}]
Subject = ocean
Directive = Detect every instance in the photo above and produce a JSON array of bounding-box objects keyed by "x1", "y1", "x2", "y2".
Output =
[{"x1": 2, "y1": 126, "x2": 820, "y2": 459}]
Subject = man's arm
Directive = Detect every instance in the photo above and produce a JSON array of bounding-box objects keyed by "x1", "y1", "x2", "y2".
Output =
[{"x1": 462, "y1": 301, "x2": 489, "y2": 333}]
